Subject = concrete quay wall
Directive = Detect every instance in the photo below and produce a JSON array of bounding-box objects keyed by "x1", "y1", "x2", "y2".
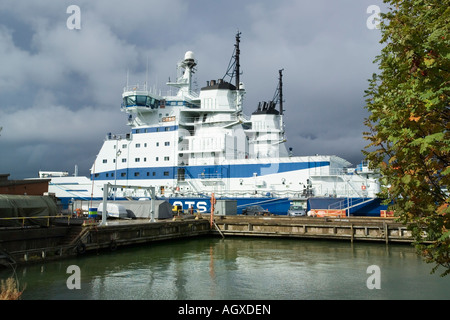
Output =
[
  {"x1": 78, "y1": 218, "x2": 211, "y2": 253},
  {"x1": 1, "y1": 218, "x2": 211, "y2": 266},
  {"x1": 1, "y1": 215, "x2": 415, "y2": 267},
  {"x1": 211, "y1": 216, "x2": 414, "y2": 244}
]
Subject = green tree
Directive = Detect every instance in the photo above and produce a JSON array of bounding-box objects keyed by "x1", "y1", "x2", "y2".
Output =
[{"x1": 363, "y1": 0, "x2": 450, "y2": 276}]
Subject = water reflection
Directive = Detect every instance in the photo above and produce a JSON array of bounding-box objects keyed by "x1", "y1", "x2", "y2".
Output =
[{"x1": 1, "y1": 237, "x2": 449, "y2": 300}]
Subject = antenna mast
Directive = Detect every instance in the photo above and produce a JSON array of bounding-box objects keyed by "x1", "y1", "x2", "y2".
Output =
[
  {"x1": 223, "y1": 31, "x2": 242, "y2": 87},
  {"x1": 278, "y1": 69, "x2": 283, "y2": 115},
  {"x1": 272, "y1": 69, "x2": 284, "y2": 115},
  {"x1": 235, "y1": 31, "x2": 241, "y2": 89}
]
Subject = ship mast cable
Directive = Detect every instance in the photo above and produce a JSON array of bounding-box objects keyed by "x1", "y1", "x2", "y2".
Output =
[
  {"x1": 222, "y1": 31, "x2": 242, "y2": 87},
  {"x1": 272, "y1": 69, "x2": 284, "y2": 115},
  {"x1": 223, "y1": 50, "x2": 236, "y2": 82},
  {"x1": 235, "y1": 31, "x2": 241, "y2": 89},
  {"x1": 279, "y1": 69, "x2": 283, "y2": 115}
]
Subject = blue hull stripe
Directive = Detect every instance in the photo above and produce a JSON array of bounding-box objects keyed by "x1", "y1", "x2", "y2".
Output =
[{"x1": 91, "y1": 161, "x2": 330, "y2": 181}]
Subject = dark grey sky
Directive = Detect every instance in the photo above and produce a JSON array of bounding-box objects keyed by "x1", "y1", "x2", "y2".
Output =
[{"x1": 0, "y1": 0, "x2": 386, "y2": 179}]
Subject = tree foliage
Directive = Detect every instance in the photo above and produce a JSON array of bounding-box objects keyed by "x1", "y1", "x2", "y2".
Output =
[{"x1": 363, "y1": 0, "x2": 450, "y2": 276}]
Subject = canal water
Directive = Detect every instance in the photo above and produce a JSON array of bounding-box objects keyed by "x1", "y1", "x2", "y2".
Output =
[{"x1": 1, "y1": 237, "x2": 449, "y2": 300}]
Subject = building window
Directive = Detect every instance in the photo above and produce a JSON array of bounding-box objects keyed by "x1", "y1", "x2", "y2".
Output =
[
  {"x1": 156, "y1": 142, "x2": 159, "y2": 147},
  {"x1": 121, "y1": 173, "x2": 126, "y2": 177},
  {"x1": 152, "y1": 172, "x2": 156, "y2": 176},
  {"x1": 156, "y1": 157, "x2": 159, "y2": 161},
  {"x1": 103, "y1": 159, "x2": 107, "y2": 163},
  {"x1": 165, "y1": 127, "x2": 170, "y2": 131},
  {"x1": 144, "y1": 157, "x2": 147, "y2": 162},
  {"x1": 165, "y1": 141, "x2": 170, "y2": 146},
  {"x1": 164, "y1": 171, "x2": 169, "y2": 176},
  {"x1": 135, "y1": 158, "x2": 140, "y2": 162},
  {"x1": 134, "y1": 172, "x2": 139, "y2": 177},
  {"x1": 122, "y1": 144, "x2": 127, "y2": 148},
  {"x1": 122, "y1": 158, "x2": 127, "y2": 163},
  {"x1": 164, "y1": 156, "x2": 170, "y2": 161},
  {"x1": 136, "y1": 143, "x2": 141, "y2": 148}
]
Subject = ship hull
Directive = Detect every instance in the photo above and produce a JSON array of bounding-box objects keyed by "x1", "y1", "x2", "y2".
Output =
[
  {"x1": 163, "y1": 196, "x2": 291, "y2": 215},
  {"x1": 33, "y1": 38, "x2": 387, "y2": 218}
]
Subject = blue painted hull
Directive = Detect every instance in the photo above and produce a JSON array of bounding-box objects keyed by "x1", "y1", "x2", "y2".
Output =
[
  {"x1": 161, "y1": 196, "x2": 291, "y2": 215},
  {"x1": 307, "y1": 197, "x2": 388, "y2": 217},
  {"x1": 58, "y1": 196, "x2": 291, "y2": 215}
]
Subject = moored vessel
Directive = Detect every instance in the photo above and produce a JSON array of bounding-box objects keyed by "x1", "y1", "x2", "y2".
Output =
[{"x1": 36, "y1": 33, "x2": 386, "y2": 216}]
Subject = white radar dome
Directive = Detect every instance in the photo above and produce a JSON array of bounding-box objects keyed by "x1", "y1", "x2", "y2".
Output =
[{"x1": 184, "y1": 51, "x2": 195, "y2": 61}]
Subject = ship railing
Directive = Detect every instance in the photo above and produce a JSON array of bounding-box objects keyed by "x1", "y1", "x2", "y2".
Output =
[
  {"x1": 157, "y1": 89, "x2": 200, "y2": 100},
  {"x1": 327, "y1": 197, "x2": 374, "y2": 211},
  {"x1": 198, "y1": 173, "x2": 223, "y2": 179},
  {"x1": 105, "y1": 133, "x2": 131, "y2": 141},
  {"x1": 124, "y1": 84, "x2": 205, "y2": 100},
  {"x1": 175, "y1": 171, "x2": 203, "y2": 193},
  {"x1": 309, "y1": 168, "x2": 347, "y2": 176},
  {"x1": 355, "y1": 160, "x2": 380, "y2": 174},
  {"x1": 239, "y1": 113, "x2": 251, "y2": 122},
  {"x1": 0, "y1": 215, "x2": 70, "y2": 228},
  {"x1": 310, "y1": 167, "x2": 379, "y2": 177},
  {"x1": 185, "y1": 91, "x2": 199, "y2": 99},
  {"x1": 199, "y1": 190, "x2": 311, "y2": 199},
  {"x1": 179, "y1": 114, "x2": 243, "y2": 126},
  {"x1": 123, "y1": 83, "x2": 156, "y2": 93}
]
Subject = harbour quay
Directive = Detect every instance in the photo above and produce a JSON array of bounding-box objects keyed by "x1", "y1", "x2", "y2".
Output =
[
  {"x1": 1, "y1": 213, "x2": 415, "y2": 267},
  {"x1": 0, "y1": 217, "x2": 211, "y2": 266},
  {"x1": 210, "y1": 215, "x2": 413, "y2": 244}
]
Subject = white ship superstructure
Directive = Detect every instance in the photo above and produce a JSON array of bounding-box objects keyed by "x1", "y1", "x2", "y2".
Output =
[{"x1": 40, "y1": 33, "x2": 383, "y2": 215}]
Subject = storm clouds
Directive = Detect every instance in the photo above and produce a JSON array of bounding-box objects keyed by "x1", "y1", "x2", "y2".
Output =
[{"x1": 0, "y1": 0, "x2": 385, "y2": 179}]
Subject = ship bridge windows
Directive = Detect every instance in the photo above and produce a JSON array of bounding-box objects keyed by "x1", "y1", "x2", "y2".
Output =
[
  {"x1": 123, "y1": 95, "x2": 159, "y2": 109},
  {"x1": 164, "y1": 100, "x2": 199, "y2": 108}
]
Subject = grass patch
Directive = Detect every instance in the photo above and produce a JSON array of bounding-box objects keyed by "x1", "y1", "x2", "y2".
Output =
[{"x1": 0, "y1": 277, "x2": 25, "y2": 300}]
